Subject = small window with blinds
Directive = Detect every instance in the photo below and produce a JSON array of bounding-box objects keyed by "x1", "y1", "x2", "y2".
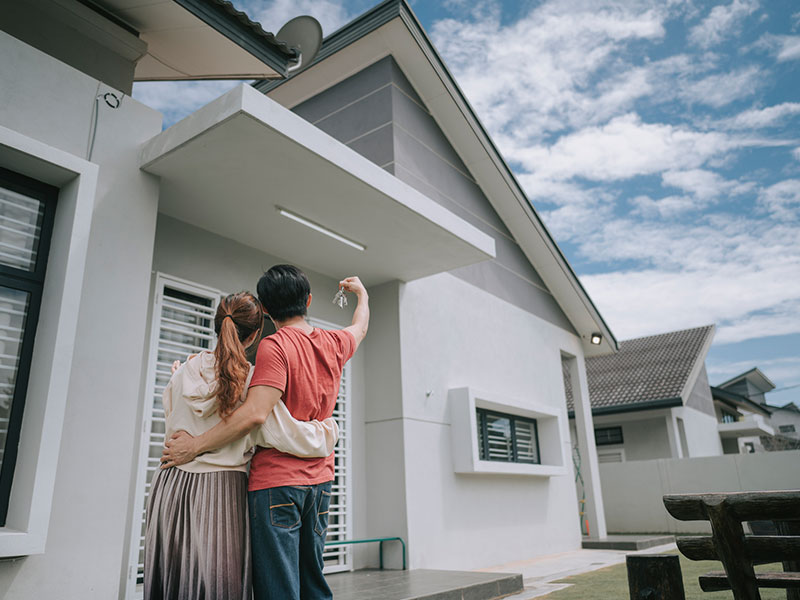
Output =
[
  {"x1": 476, "y1": 408, "x2": 540, "y2": 464},
  {"x1": 0, "y1": 167, "x2": 57, "y2": 526},
  {"x1": 594, "y1": 426, "x2": 624, "y2": 446}
]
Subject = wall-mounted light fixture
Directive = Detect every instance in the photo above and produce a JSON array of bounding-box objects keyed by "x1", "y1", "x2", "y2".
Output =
[
  {"x1": 590, "y1": 333, "x2": 603, "y2": 345},
  {"x1": 276, "y1": 207, "x2": 366, "y2": 251}
]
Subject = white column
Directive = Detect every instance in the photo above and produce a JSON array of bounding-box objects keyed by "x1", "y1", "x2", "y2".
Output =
[
  {"x1": 665, "y1": 411, "x2": 682, "y2": 458},
  {"x1": 565, "y1": 353, "x2": 607, "y2": 539}
]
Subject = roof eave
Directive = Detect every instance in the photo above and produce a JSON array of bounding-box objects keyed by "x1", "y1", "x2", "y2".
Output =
[
  {"x1": 174, "y1": 0, "x2": 295, "y2": 78},
  {"x1": 567, "y1": 397, "x2": 683, "y2": 418}
]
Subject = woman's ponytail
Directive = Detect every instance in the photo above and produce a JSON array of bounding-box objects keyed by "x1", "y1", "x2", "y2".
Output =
[{"x1": 213, "y1": 293, "x2": 263, "y2": 417}]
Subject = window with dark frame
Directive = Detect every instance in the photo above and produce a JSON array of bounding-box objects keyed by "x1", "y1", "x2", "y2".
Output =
[
  {"x1": 779, "y1": 424, "x2": 796, "y2": 434},
  {"x1": 476, "y1": 408, "x2": 540, "y2": 464},
  {"x1": 0, "y1": 167, "x2": 57, "y2": 527},
  {"x1": 721, "y1": 411, "x2": 737, "y2": 424},
  {"x1": 595, "y1": 426, "x2": 624, "y2": 446}
]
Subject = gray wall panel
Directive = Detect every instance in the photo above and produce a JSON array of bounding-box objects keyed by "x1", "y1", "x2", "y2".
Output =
[
  {"x1": 393, "y1": 126, "x2": 511, "y2": 233},
  {"x1": 389, "y1": 59, "x2": 425, "y2": 105},
  {"x1": 391, "y1": 86, "x2": 471, "y2": 176},
  {"x1": 312, "y1": 85, "x2": 393, "y2": 143},
  {"x1": 292, "y1": 56, "x2": 394, "y2": 123},
  {"x1": 347, "y1": 124, "x2": 394, "y2": 167},
  {"x1": 392, "y1": 162, "x2": 511, "y2": 237},
  {"x1": 450, "y1": 261, "x2": 576, "y2": 334}
]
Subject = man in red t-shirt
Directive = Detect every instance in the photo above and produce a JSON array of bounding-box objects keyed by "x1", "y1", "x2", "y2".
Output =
[{"x1": 161, "y1": 265, "x2": 369, "y2": 600}]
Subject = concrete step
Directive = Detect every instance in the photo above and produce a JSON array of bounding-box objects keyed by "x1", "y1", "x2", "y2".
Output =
[
  {"x1": 327, "y1": 568, "x2": 524, "y2": 600},
  {"x1": 581, "y1": 534, "x2": 675, "y2": 551}
]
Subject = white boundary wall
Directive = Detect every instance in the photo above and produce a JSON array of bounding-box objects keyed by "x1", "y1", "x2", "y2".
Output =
[{"x1": 600, "y1": 450, "x2": 800, "y2": 534}]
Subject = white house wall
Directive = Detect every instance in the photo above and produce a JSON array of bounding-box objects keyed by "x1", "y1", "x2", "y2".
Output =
[
  {"x1": 397, "y1": 273, "x2": 584, "y2": 570},
  {"x1": 0, "y1": 30, "x2": 162, "y2": 600},
  {"x1": 671, "y1": 406, "x2": 723, "y2": 457},
  {"x1": 588, "y1": 412, "x2": 673, "y2": 461}
]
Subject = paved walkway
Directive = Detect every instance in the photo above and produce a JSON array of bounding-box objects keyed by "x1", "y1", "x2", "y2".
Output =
[{"x1": 478, "y1": 541, "x2": 678, "y2": 598}]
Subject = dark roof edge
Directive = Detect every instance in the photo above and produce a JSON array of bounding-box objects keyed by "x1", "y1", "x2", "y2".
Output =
[
  {"x1": 712, "y1": 386, "x2": 772, "y2": 416},
  {"x1": 568, "y1": 397, "x2": 683, "y2": 418},
  {"x1": 175, "y1": 0, "x2": 296, "y2": 78},
  {"x1": 252, "y1": 0, "x2": 618, "y2": 351},
  {"x1": 717, "y1": 366, "x2": 776, "y2": 391}
]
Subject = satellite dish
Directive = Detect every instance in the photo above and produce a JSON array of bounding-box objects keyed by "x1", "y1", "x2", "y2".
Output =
[{"x1": 276, "y1": 16, "x2": 323, "y2": 74}]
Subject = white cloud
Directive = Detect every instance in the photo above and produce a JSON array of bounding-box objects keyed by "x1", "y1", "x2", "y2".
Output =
[
  {"x1": 630, "y1": 194, "x2": 699, "y2": 218},
  {"x1": 707, "y1": 356, "x2": 800, "y2": 387},
  {"x1": 688, "y1": 0, "x2": 759, "y2": 49},
  {"x1": 756, "y1": 34, "x2": 800, "y2": 62},
  {"x1": 720, "y1": 102, "x2": 800, "y2": 129},
  {"x1": 431, "y1": 0, "x2": 668, "y2": 139},
  {"x1": 580, "y1": 255, "x2": 800, "y2": 343},
  {"x1": 793, "y1": 148, "x2": 800, "y2": 161},
  {"x1": 248, "y1": 0, "x2": 352, "y2": 36},
  {"x1": 677, "y1": 66, "x2": 761, "y2": 108},
  {"x1": 661, "y1": 168, "x2": 754, "y2": 200},
  {"x1": 132, "y1": 80, "x2": 242, "y2": 126},
  {"x1": 758, "y1": 179, "x2": 800, "y2": 220},
  {"x1": 512, "y1": 114, "x2": 758, "y2": 183}
]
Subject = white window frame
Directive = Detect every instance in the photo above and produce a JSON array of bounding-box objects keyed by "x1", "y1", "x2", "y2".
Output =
[
  {"x1": 0, "y1": 127, "x2": 96, "y2": 557},
  {"x1": 449, "y1": 387, "x2": 567, "y2": 477},
  {"x1": 126, "y1": 273, "x2": 222, "y2": 599}
]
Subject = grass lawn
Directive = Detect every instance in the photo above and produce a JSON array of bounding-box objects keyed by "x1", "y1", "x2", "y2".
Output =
[{"x1": 542, "y1": 553, "x2": 786, "y2": 599}]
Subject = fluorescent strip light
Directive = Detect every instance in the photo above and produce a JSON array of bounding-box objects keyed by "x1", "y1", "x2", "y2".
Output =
[{"x1": 277, "y1": 207, "x2": 366, "y2": 251}]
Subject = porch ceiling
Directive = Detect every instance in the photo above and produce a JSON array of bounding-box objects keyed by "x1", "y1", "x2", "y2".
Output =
[{"x1": 139, "y1": 84, "x2": 495, "y2": 285}]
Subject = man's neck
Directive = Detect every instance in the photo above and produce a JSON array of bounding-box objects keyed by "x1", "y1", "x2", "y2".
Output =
[{"x1": 273, "y1": 315, "x2": 313, "y2": 334}]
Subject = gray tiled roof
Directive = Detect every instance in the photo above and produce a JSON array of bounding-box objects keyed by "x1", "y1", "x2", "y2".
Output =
[{"x1": 565, "y1": 325, "x2": 714, "y2": 413}]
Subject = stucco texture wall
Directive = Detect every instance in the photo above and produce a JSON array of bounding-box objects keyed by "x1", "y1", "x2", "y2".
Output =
[{"x1": 397, "y1": 273, "x2": 584, "y2": 570}]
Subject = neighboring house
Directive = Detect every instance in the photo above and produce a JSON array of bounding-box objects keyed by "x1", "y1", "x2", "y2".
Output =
[
  {"x1": 711, "y1": 383, "x2": 773, "y2": 454},
  {"x1": 567, "y1": 325, "x2": 723, "y2": 463},
  {"x1": 0, "y1": 1, "x2": 617, "y2": 598},
  {"x1": 715, "y1": 368, "x2": 800, "y2": 453}
]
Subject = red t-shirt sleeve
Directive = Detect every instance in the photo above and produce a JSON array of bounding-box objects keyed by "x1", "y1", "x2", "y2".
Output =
[
  {"x1": 336, "y1": 329, "x2": 357, "y2": 364},
  {"x1": 249, "y1": 336, "x2": 288, "y2": 391}
]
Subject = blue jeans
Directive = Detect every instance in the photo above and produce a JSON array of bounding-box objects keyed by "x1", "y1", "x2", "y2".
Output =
[{"x1": 249, "y1": 482, "x2": 333, "y2": 600}]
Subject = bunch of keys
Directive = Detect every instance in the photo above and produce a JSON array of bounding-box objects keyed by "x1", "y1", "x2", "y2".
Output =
[{"x1": 332, "y1": 286, "x2": 348, "y2": 309}]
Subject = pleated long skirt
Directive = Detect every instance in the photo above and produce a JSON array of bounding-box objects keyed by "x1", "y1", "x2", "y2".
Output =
[{"x1": 144, "y1": 468, "x2": 252, "y2": 600}]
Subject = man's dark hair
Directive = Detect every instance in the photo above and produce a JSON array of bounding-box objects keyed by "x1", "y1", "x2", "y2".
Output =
[{"x1": 256, "y1": 264, "x2": 311, "y2": 322}]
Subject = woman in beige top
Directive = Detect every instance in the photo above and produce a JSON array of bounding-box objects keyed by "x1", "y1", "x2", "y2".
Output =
[{"x1": 144, "y1": 292, "x2": 337, "y2": 600}]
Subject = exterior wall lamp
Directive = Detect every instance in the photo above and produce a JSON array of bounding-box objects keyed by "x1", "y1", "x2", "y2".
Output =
[{"x1": 590, "y1": 333, "x2": 603, "y2": 345}]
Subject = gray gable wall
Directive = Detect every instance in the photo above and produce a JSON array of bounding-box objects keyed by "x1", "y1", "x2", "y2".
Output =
[
  {"x1": 291, "y1": 57, "x2": 574, "y2": 333},
  {"x1": 723, "y1": 380, "x2": 767, "y2": 405},
  {"x1": 685, "y1": 365, "x2": 715, "y2": 417}
]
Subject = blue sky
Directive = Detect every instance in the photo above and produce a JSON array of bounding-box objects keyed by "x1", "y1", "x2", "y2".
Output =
[{"x1": 133, "y1": 0, "x2": 800, "y2": 405}]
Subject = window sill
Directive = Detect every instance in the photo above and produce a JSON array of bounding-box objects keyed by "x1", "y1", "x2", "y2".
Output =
[
  {"x1": 468, "y1": 461, "x2": 567, "y2": 477},
  {"x1": 0, "y1": 526, "x2": 44, "y2": 557}
]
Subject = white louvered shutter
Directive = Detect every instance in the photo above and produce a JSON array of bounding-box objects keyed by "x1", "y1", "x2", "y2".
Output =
[
  {"x1": 126, "y1": 275, "x2": 220, "y2": 598},
  {"x1": 309, "y1": 319, "x2": 352, "y2": 573}
]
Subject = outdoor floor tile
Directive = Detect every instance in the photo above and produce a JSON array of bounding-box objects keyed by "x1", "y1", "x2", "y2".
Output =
[{"x1": 327, "y1": 569, "x2": 523, "y2": 600}]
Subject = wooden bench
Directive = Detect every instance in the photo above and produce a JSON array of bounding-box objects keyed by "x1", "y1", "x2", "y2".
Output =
[{"x1": 663, "y1": 490, "x2": 800, "y2": 600}]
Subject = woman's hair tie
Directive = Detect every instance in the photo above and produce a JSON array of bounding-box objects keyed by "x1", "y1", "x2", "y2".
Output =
[{"x1": 222, "y1": 314, "x2": 235, "y2": 322}]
